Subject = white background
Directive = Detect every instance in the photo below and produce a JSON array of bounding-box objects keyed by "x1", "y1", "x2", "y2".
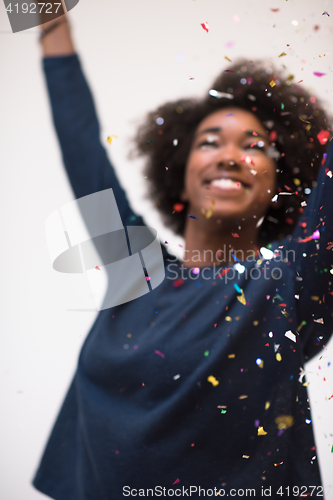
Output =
[{"x1": 1, "y1": 0, "x2": 333, "y2": 498}]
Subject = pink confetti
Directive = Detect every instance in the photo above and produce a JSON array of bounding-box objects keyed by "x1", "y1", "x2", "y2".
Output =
[
  {"x1": 312, "y1": 230, "x2": 320, "y2": 239},
  {"x1": 146, "y1": 277, "x2": 151, "y2": 281},
  {"x1": 95, "y1": 266, "x2": 101, "y2": 270},
  {"x1": 313, "y1": 72, "x2": 326, "y2": 77},
  {"x1": 155, "y1": 350, "x2": 165, "y2": 358},
  {"x1": 173, "y1": 479, "x2": 180, "y2": 485},
  {"x1": 201, "y1": 22, "x2": 209, "y2": 32},
  {"x1": 225, "y1": 41, "x2": 235, "y2": 48}
]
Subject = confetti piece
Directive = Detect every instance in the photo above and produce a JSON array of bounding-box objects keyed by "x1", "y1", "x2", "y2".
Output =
[
  {"x1": 258, "y1": 426, "x2": 268, "y2": 436},
  {"x1": 234, "y1": 283, "x2": 242, "y2": 294},
  {"x1": 265, "y1": 401, "x2": 271, "y2": 410},
  {"x1": 209, "y1": 89, "x2": 234, "y2": 99},
  {"x1": 274, "y1": 462, "x2": 283, "y2": 467},
  {"x1": 270, "y1": 8, "x2": 279, "y2": 12},
  {"x1": 221, "y1": 409, "x2": 227, "y2": 414},
  {"x1": 201, "y1": 198, "x2": 215, "y2": 219},
  {"x1": 201, "y1": 22, "x2": 209, "y2": 32},
  {"x1": 173, "y1": 203, "x2": 185, "y2": 212},
  {"x1": 313, "y1": 72, "x2": 326, "y2": 77},
  {"x1": 155, "y1": 350, "x2": 165, "y2": 358},
  {"x1": 314, "y1": 318, "x2": 324, "y2": 324},
  {"x1": 276, "y1": 353, "x2": 282, "y2": 362},
  {"x1": 107, "y1": 135, "x2": 117, "y2": 144},
  {"x1": 146, "y1": 277, "x2": 151, "y2": 281},
  {"x1": 204, "y1": 350, "x2": 209, "y2": 357},
  {"x1": 231, "y1": 232, "x2": 239, "y2": 238},
  {"x1": 242, "y1": 455, "x2": 250, "y2": 459},
  {"x1": 317, "y1": 130, "x2": 330, "y2": 145},
  {"x1": 279, "y1": 52, "x2": 287, "y2": 57},
  {"x1": 291, "y1": 20, "x2": 298, "y2": 26},
  {"x1": 173, "y1": 139, "x2": 178, "y2": 146},
  {"x1": 256, "y1": 358, "x2": 264, "y2": 368},
  {"x1": 224, "y1": 56, "x2": 232, "y2": 62},
  {"x1": 173, "y1": 374, "x2": 180, "y2": 380},
  {"x1": 188, "y1": 215, "x2": 197, "y2": 219},
  {"x1": 233, "y1": 14, "x2": 240, "y2": 22},
  {"x1": 239, "y1": 395, "x2": 248, "y2": 399},
  {"x1": 173, "y1": 279, "x2": 184, "y2": 288},
  {"x1": 225, "y1": 316, "x2": 232, "y2": 322},
  {"x1": 285, "y1": 330, "x2": 296, "y2": 343},
  {"x1": 228, "y1": 354, "x2": 235, "y2": 358},
  {"x1": 275, "y1": 415, "x2": 294, "y2": 429},
  {"x1": 173, "y1": 479, "x2": 180, "y2": 485},
  {"x1": 237, "y1": 290, "x2": 246, "y2": 305},
  {"x1": 95, "y1": 266, "x2": 101, "y2": 270},
  {"x1": 312, "y1": 230, "x2": 320, "y2": 239},
  {"x1": 269, "y1": 80, "x2": 276, "y2": 88},
  {"x1": 322, "y1": 11, "x2": 330, "y2": 16},
  {"x1": 207, "y1": 375, "x2": 219, "y2": 386}
]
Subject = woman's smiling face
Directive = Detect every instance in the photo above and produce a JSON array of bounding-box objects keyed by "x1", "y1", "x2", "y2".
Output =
[{"x1": 181, "y1": 107, "x2": 278, "y2": 225}]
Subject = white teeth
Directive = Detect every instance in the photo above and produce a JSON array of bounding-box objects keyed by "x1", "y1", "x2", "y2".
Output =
[{"x1": 210, "y1": 178, "x2": 242, "y2": 189}]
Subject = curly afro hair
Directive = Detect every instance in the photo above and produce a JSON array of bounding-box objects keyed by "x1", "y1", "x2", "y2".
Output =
[{"x1": 133, "y1": 58, "x2": 331, "y2": 246}]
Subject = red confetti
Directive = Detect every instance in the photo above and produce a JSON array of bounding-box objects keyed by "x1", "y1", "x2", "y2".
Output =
[
  {"x1": 270, "y1": 8, "x2": 279, "y2": 12},
  {"x1": 173, "y1": 278, "x2": 184, "y2": 287},
  {"x1": 317, "y1": 130, "x2": 330, "y2": 145},
  {"x1": 231, "y1": 232, "x2": 239, "y2": 238},
  {"x1": 218, "y1": 269, "x2": 230, "y2": 278},
  {"x1": 95, "y1": 266, "x2": 101, "y2": 270},
  {"x1": 201, "y1": 22, "x2": 209, "y2": 32},
  {"x1": 269, "y1": 130, "x2": 277, "y2": 142},
  {"x1": 173, "y1": 203, "x2": 185, "y2": 212}
]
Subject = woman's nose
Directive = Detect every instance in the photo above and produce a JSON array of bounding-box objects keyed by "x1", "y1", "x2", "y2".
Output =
[{"x1": 216, "y1": 146, "x2": 241, "y2": 168}]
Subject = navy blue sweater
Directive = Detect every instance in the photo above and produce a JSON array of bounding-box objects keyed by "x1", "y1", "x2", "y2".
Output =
[{"x1": 33, "y1": 55, "x2": 333, "y2": 500}]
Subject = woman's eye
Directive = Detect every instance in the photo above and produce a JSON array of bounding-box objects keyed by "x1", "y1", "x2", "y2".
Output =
[
  {"x1": 198, "y1": 139, "x2": 219, "y2": 148},
  {"x1": 244, "y1": 141, "x2": 266, "y2": 152}
]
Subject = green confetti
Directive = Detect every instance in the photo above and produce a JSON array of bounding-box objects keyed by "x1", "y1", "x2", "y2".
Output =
[
  {"x1": 204, "y1": 350, "x2": 209, "y2": 357},
  {"x1": 221, "y1": 409, "x2": 227, "y2": 414}
]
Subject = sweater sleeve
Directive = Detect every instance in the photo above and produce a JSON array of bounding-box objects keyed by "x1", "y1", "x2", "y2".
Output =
[
  {"x1": 42, "y1": 53, "x2": 144, "y2": 228},
  {"x1": 285, "y1": 139, "x2": 333, "y2": 360}
]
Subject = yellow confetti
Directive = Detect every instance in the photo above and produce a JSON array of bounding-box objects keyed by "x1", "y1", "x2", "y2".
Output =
[
  {"x1": 299, "y1": 115, "x2": 310, "y2": 124},
  {"x1": 107, "y1": 135, "x2": 118, "y2": 144},
  {"x1": 225, "y1": 316, "x2": 232, "y2": 322},
  {"x1": 253, "y1": 320, "x2": 259, "y2": 326},
  {"x1": 269, "y1": 80, "x2": 276, "y2": 88},
  {"x1": 228, "y1": 354, "x2": 235, "y2": 358},
  {"x1": 265, "y1": 401, "x2": 271, "y2": 410},
  {"x1": 279, "y1": 52, "x2": 287, "y2": 57},
  {"x1": 242, "y1": 455, "x2": 250, "y2": 459},
  {"x1": 201, "y1": 198, "x2": 215, "y2": 219},
  {"x1": 207, "y1": 375, "x2": 219, "y2": 386},
  {"x1": 287, "y1": 74, "x2": 294, "y2": 81},
  {"x1": 237, "y1": 289, "x2": 246, "y2": 305},
  {"x1": 224, "y1": 56, "x2": 232, "y2": 62},
  {"x1": 258, "y1": 426, "x2": 268, "y2": 436},
  {"x1": 239, "y1": 395, "x2": 248, "y2": 400},
  {"x1": 275, "y1": 415, "x2": 294, "y2": 429},
  {"x1": 294, "y1": 178, "x2": 301, "y2": 186},
  {"x1": 276, "y1": 352, "x2": 282, "y2": 362}
]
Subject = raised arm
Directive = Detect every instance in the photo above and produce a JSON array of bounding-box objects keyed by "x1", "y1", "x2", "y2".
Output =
[
  {"x1": 286, "y1": 140, "x2": 333, "y2": 359},
  {"x1": 39, "y1": 8, "x2": 144, "y2": 228}
]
